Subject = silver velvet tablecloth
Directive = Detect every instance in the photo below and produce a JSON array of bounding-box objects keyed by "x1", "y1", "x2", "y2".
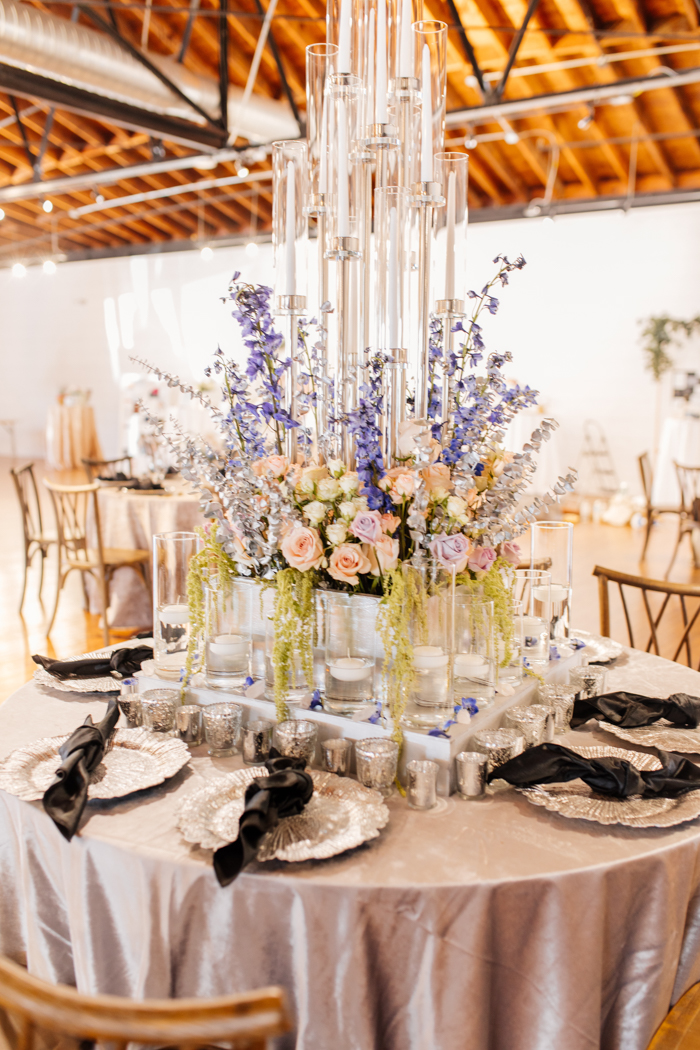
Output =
[{"x1": 4, "y1": 650, "x2": 700, "y2": 1050}]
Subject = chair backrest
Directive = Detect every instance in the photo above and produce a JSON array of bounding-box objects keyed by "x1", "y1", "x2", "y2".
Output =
[
  {"x1": 638, "y1": 452, "x2": 653, "y2": 506},
  {"x1": 674, "y1": 462, "x2": 700, "y2": 516},
  {"x1": 43, "y1": 480, "x2": 105, "y2": 570},
  {"x1": 0, "y1": 954, "x2": 290, "y2": 1050},
  {"x1": 82, "y1": 456, "x2": 132, "y2": 483},
  {"x1": 9, "y1": 464, "x2": 44, "y2": 547},
  {"x1": 593, "y1": 564, "x2": 700, "y2": 668}
]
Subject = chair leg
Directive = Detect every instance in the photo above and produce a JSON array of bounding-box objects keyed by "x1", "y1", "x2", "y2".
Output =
[
  {"x1": 45, "y1": 569, "x2": 66, "y2": 639},
  {"x1": 666, "y1": 526, "x2": 685, "y2": 579},
  {"x1": 18, "y1": 543, "x2": 29, "y2": 614},
  {"x1": 37, "y1": 548, "x2": 46, "y2": 602},
  {"x1": 99, "y1": 571, "x2": 110, "y2": 648},
  {"x1": 80, "y1": 571, "x2": 90, "y2": 611},
  {"x1": 641, "y1": 511, "x2": 654, "y2": 559}
]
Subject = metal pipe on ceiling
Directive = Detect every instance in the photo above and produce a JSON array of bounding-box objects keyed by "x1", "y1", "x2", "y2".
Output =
[
  {"x1": 0, "y1": 0, "x2": 298, "y2": 141},
  {"x1": 67, "y1": 168, "x2": 273, "y2": 217}
]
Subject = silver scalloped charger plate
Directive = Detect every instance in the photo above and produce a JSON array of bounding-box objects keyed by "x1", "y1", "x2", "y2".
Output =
[
  {"x1": 570, "y1": 629, "x2": 623, "y2": 664},
  {"x1": 517, "y1": 744, "x2": 700, "y2": 827},
  {"x1": 0, "y1": 729, "x2": 189, "y2": 801},
  {"x1": 598, "y1": 720, "x2": 700, "y2": 755},
  {"x1": 177, "y1": 767, "x2": 390, "y2": 862},
  {"x1": 33, "y1": 638, "x2": 153, "y2": 694}
]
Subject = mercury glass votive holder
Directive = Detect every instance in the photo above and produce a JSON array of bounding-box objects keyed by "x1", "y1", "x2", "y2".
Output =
[
  {"x1": 472, "y1": 728, "x2": 524, "y2": 773},
  {"x1": 539, "y1": 684, "x2": 577, "y2": 733},
  {"x1": 504, "y1": 706, "x2": 550, "y2": 748},
  {"x1": 175, "y1": 704, "x2": 203, "y2": 746},
  {"x1": 321, "y1": 737, "x2": 353, "y2": 775},
  {"x1": 274, "y1": 719, "x2": 318, "y2": 765},
  {"x1": 355, "y1": 738, "x2": 399, "y2": 796},
  {"x1": 570, "y1": 665, "x2": 607, "y2": 699},
  {"x1": 241, "y1": 720, "x2": 273, "y2": 765},
  {"x1": 528, "y1": 703, "x2": 556, "y2": 742},
  {"x1": 140, "y1": 688, "x2": 178, "y2": 734},
  {"x1": 118, "y1": 679, "x2": 142, "y2": 728},
  {"x1": 406, "y1": 760, "x2": 438, "y2": 810},
  {"x1": 455, "y1": 751, "x2": 488, "y2": 799},
  {"x1": 203, "y1": 702, "x2": 243, "y2": 757}
]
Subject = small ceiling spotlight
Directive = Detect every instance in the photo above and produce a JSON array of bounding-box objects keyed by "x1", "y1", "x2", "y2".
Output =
[
  {"x1": 43, "y1": 259, "x2": 57, "y2": 274},
  {"x1": 578, "y1": 106, "x2": 594, "y2": 130},
  {"x1": 12, "y1": 262, "x2": 26, "y2": 277},
  {"x1": 42, "y1": 199, "x2": 53, "y2": 213},
  {"x1": 194, "y1": 155, "x2": 218, "y2": 171},
  {"x1": 609, "y1": 93, "x2": 633, "y2": 106},
  {"x1": 504, "y1": 130, "x2": 519, "y2": 145},
  {"x1": 200, "y1": 245, "x2": 214, "y2": 261},
  {"x1": 524, "y1": 201, "x2": 542, "y2": 218},
  {"x1": 542, "y1": 214, "x2": 555, "y2": 226},
  {"x1": 0, "y1": 208, "x2": 5, "y2": 221},
  {"x1": 236, "y1": 164, "x2": 250, "y2": 178},
  {"x1": 245, "y1": 240, "x2": 259, "y2": 258},
  {"x1": 464, "y1": 137, "x2": 478, "y2": 149}
]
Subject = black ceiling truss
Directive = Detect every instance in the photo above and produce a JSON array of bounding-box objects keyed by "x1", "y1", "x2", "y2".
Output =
[
  {"x1": 9, "y1": 96, "x2": 38, "y2": 172},
  {"x1": 491, "y1": 0, "x2": 541, "y2": 102},
  {"x1": 177, "y1": 0, "x2": 200, "y2": 62},
  {"x1": 251, "y1": 0, "x2": 304, "y2": 135},
  {"x1": 219, "y1": 0, "x2": 229, "y2": 134},
  {"x1": 443, "y1": 0, "x2": 488, "y2": 98},
  {"x1": 34, "y1": 108, "x2": 56, "y2": 180}
]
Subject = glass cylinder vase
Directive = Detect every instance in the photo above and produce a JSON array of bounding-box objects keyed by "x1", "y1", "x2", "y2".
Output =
[
  {"x1": 402, "y1": 558, "x2": 453, "y2": 728},
  {"x1": 530, "y1": 521, "x2": 573, "y2": 643},
  {"x1": 451, "y1": 592, "x2": 496, "y2": 708},
  {"x1": 323, "y1": 592, "x2": 378, "y2": 715},
  {"x1": 153, "y1": 531, "x2": 198, "y2": 681},
  {"x1": 204, "y1": 577, "x2": 253, "y2": 691},
  {"x1": 515, "y1": 568, "x2": 551, "y2": 673}
]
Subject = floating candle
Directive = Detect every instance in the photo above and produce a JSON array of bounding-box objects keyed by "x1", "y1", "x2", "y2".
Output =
[
  {"x1": 413, "y1": 645, "x2": 449, "y2": 670},
  {"x1": 209, "y1": 634, "x2": 247, "y2": 657},
  {"x1": 330, "y1": 656, "x2": 372, "y2": 681},
  {"x1": 159, "y1": 603, "x2": 189, "y2": 625},
  {"x1": 454, "y1": 652, "x2": 486, "y2": 677}
]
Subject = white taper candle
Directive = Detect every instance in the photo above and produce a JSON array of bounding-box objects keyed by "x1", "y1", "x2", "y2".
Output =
[
  {"x1": 319, "y1": 92, "x2": 329, "y2": 193},
  {"x1": 398, "y1": 0, "x2": 413, "y2": 78},
  {"x1": 338, "y1": 0, "x2": 352, "y2": 73},
  {"x1": 445, "y1": 169, "x2": 456, "y2": 299},
  {"x1": 337, "y1": 99, "x2": 350, "y2": 236},
  {"x1": 375, "y1": 0, "x2": 388, "y2": 124}
]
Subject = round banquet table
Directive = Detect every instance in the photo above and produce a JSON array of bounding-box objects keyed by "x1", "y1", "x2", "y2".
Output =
[
  {"x1": 3, "y1": 650, "x2": 700, "y2": 1050},
  {"x1": 88, "y1": 482, "x2": 204, "y2": 628},
  {"x1": 46, "y1": 403, "x2": 103, "y2": 470},
  {"x1": 652, "y1": 416, "x2": 700, "y2": 506}
]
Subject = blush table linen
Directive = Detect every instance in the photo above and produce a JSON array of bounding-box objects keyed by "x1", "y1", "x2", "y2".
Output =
[
  {"x1": 88, "y1": 484, "x2": 203, "y2": 628},
  {"x1": 46, "y1": 403, "x2": 103, "y2": 471},
  {"x1": 3, "y1": 648, "x2": 700, "y2": 1050}
]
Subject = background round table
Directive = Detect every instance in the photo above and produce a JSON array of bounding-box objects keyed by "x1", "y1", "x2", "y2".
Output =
[
  {"x1": 46, "y1": 403, "x2": 102, "y2": 470},
  {"x1": 2, "y1": 649, "x2": 700, "y2": 1050},
  {"x1": 88, "y1": 482, "x2": 204, "y2": 628}
]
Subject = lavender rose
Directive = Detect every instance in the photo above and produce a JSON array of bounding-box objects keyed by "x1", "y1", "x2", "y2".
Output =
[
  {"x1": 467, "y1": 546, "x2": 498, "y2": 576},
  {"x1": 348, "y1": 509, "x2": 383, "y2": 545},
  {"x1": 428, "y1": 532, "x2": 471, "y2": 573},
  {"x1": 499, "y1": 541, "x2": 521, "y2": 566}
]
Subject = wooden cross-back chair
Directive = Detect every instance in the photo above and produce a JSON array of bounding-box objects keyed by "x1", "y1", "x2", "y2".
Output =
[
  {"x1": 0, "y1": 954, "x2": 291, "y2": 1050},
  {"x1": 43, "y1": 481, "x2": 149, "y2": 646},
  {"x1": 666, "y1": 462, "x2": 700, "y2": 578},
  {"x1": 593, "y1": 565, "x2": 700, "y2": 669},
  {"x1": 10, "y1": 463, "x2": 56, "y2": 613},
  {"x1": 638, "y1": 452, "x2": 679, "y2": 560},
  {"x1": 82, "y1": 456, "x2": 132, "y2": 483}
]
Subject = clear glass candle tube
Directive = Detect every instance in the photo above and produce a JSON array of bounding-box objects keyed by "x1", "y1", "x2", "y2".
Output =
[
  {"x1": 306, "y1": 43, "x2": 338, "y2": 200},
  {"x1": 375, "y1": 185, "x2": 410, "y2": 355},
  {"x1": 241, "y1": 720, "x2": 273, "y2": 765},
  {"x1": 203, "y1": 702, "x2": 243, "y2": 758},
  {"x1": 499, "y1": 597, "x2": 524, "y2": 687},
  {"x1": 570, "y1": 665, "x2": 607, "y2": 699},
  {"x1": 403, "y1": 560, "x2": 452, "y2": 727},
  {"x1": 324, "y1": 593, "x2": 378, "y2": 715},
  {"x1": 504, "y1": 705, "x2": 550, "y2": 748},
  {"x1": 455, "y1": 750, "x2": 487, "y2": 799},
  {"x1": 328, "y1": 74, "x2": 362, "y2": 245},
  {"x1": 451, "y1": 592, "x2": 496, "y2": 707},
  {"x1": 539, "y1": 684, "x2": 577, "y2": 733},
  {"x1": 272, "y1": 140, "x2": 308, "y2": 304},
  {"x1": 515, "y1": 568, "x2": 552, "y2": 673},
  {"x1": 355, "y1": 737, "x2": 399, "y2": 795},
  {"x1": 205, "y1": 578, "x2": 253, "y2": 691},
  {"x1": 472, "y1": 728, "x2": 524, "y2": 773},
  {"x1": 264, "y1": 588, "x2": 312, "y2": 705},
  {"x1": 530, "y1": 521, "x2": 573, "y2": 643},
  {"x1": 433, "y1": 152, "x2": 468, "y2": 303},
  {"x1": 153, "y1": 531, "x2": 198, "y2": 681},
  {"x1": 141, "y1": 689, "x2": 178, "y2": 734},
  {"x1": 412, "y1": 20, "x2": 447, "y2": 185},
  {"x1": 407, "y1": 759, "x2": 438, "y2": 809},
  {"x1": 175, "y1": 704, "x2": 203, "y2": 746},
  {"x1": 321, "y1": 737, "x2": 353, "y2": 774},
  {"x1": 393, "y1": 0, "x2": 423, "y2": 81},
  {"x1": 275, "y1": 719, "x2": 318, "y2": 764},
  {"x1": 326, "y1": 0, "x2": 365, "y2": 78}
]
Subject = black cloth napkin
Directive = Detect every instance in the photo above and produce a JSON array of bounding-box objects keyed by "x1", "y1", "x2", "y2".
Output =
[
  {"x1": 213, "y1": 751, "x2": 314, "y2": 887},
  {"x1": 43, "y1": 700, "x2": 120, "y2": 840},
  {"x1": 489, "y1": 741, "x2": 700, "y2": 799},
  {"x1": 32, "y1": 646, "x2": 153, "y2": 681},
  {"x1": 571, "y1": 691, "x2": 700, "y2": 730}
]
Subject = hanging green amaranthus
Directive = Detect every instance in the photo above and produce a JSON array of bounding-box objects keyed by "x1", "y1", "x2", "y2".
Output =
[
  {"x1": 456, "y1": 557, "x2": 515, "y2": 667},
  {"x1": 182, "y1": 527, "x2": 238, "y2": 701},
  {"x1": 377, "y1": 568, "x2": 427, "y2": 746},
  {"x1": 271, "y1": 567, "x2": 315, "y2": 721}
]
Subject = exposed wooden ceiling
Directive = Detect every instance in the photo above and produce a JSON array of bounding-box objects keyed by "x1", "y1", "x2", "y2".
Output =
[{"x1": 0, "y1": 0, "x2": 699, "y2": 262}]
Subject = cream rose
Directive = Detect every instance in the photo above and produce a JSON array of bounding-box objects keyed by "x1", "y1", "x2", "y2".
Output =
[
  {"x1": 265, "y1": 455, "x2": 290, "y2": 478},
  {"x1": 301, "y1": 465, "x2": 329, "y2": 483},
  {"x1": 328, "y1": 543, "x2": 371, "y2": 585},
  {"x1": 447, "y1": 495, "x2": 467, "y2": 518},
  {"x1": 338, "y1": 472, "x2": 360, "y2": 496},
  {"x1": 326, "y1": 522, "x2": 348, "y2": 546},
  {"x1": 281, "y1": 526, "x2": 324, "y2": 572},
  {"x1": 304, "y1": 500, "x2": 327, "y2": 527},
  {"x1": 397, "y1": 419, "x2": 429, "y2": 458},
  {"x1": 317, "y1": 477, "x2": 342, "y2": 501},
  {"x1": 421, "y1": 462, "x2": 454, "y2": 494},
  {"x1": 296, "y1": 474, "x2": 316, "y2": 496},
  {"x1": 327, "y1": 458, "x2": 346, "y2": 478},
  {"x1": 429, "y1": 486, "x2": 451, "y2": 503},
  {"x1": 338, "y1": 500, "x2": 357, "y2": 521}
]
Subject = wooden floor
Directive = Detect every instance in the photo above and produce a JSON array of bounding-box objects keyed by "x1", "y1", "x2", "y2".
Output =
[{"x1": 1, "y1": 454, "x2": 699, "y2": 704}]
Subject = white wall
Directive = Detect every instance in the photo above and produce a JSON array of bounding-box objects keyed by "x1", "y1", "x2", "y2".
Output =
[{"x1": 1, "y1": 201, "x2": 699, "y2": 492}]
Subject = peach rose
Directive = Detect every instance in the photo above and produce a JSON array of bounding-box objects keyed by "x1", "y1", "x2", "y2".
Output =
[
  {"x1": 265, "y1": 454, "x2": 290, "y2": 478},
  {"x1": 281, "y1": 526, "x2": 324, "y2": 572},
  {"x1": 380, "y1": 513, "x2": 401, "y2": 534},
  {"x1": 328, "y1": 543, "x2": 371, "y2": 585},
  {"x1": 421, "y1": 462, "x2": 454, "y2": 494},
  {"x1": 363, "y1": 536, "x2": 400, "y2": 575},
  {"x1": 390, "y1": 473, "x2": 416, "y2": 503}
]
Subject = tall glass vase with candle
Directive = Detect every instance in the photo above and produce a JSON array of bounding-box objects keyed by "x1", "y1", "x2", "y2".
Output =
[
  {"x1": 153, "y1": 531, "x2": 199, "y2": 681},
  {"x1": 324, "y1": 593, "x2": 378, "y2": 715},
  {"x1": 375, "y1": 185, "x2": 410, "y2": 465},
  {"x1": 306, "y1": 42, "x2": 337, "y2": 341},
  {"x1": 402, "y1": 558, "x2": 453, "y2": 728},
  {"x1": 451, "y1": 593, "x2": 497, "y2": 708},
  {"x1": 515, "y1": 569, "x2": 551, "y2": 673},
  {"x1": 530, "y1": 521, "x2": 573, "y2": 646},
  {"x1": 204, "y1": 577, "x2": 253, "y2": 691},
  {"x1": 498, "y1": 597, "x2": 524, "y2": 688},
  {"x1": 433, "y1": 152, "x2": 468, "y2": 428}
]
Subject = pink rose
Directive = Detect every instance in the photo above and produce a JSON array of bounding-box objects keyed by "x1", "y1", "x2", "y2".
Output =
[
  {"x1": 263, "y1": 454, "x2": 289, "y2": 479},
  {"x1": 328, "y1": 543, "x2": 372, "y2": 585},
  {"x1": 499, "y1": 541, "x2": 521, "y2": 566},
  {"x1": 281, "y1": 526, "x2": 324, "y2": 572},
  {"x1": 362, "y1": 536, "x2": 400, "y2": 575},
  {"x1": 380, "y1": 513, "x2": 401, "y2": 534},
  {"x1": 421, "y1": 463, "x2": 454, "y2": 494},
  {"x1": 390, "y1": 473, "x2": 416, "y2": 503},
  {"x1": 428, "y1": 532, "x2": 471, "y2": 573},
  {"x1": 348, "y1": 510, "x2": 383, "y2": 545},
  {"x1": 467, "y1": 546, "x2": 498, "y2": 576}
]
